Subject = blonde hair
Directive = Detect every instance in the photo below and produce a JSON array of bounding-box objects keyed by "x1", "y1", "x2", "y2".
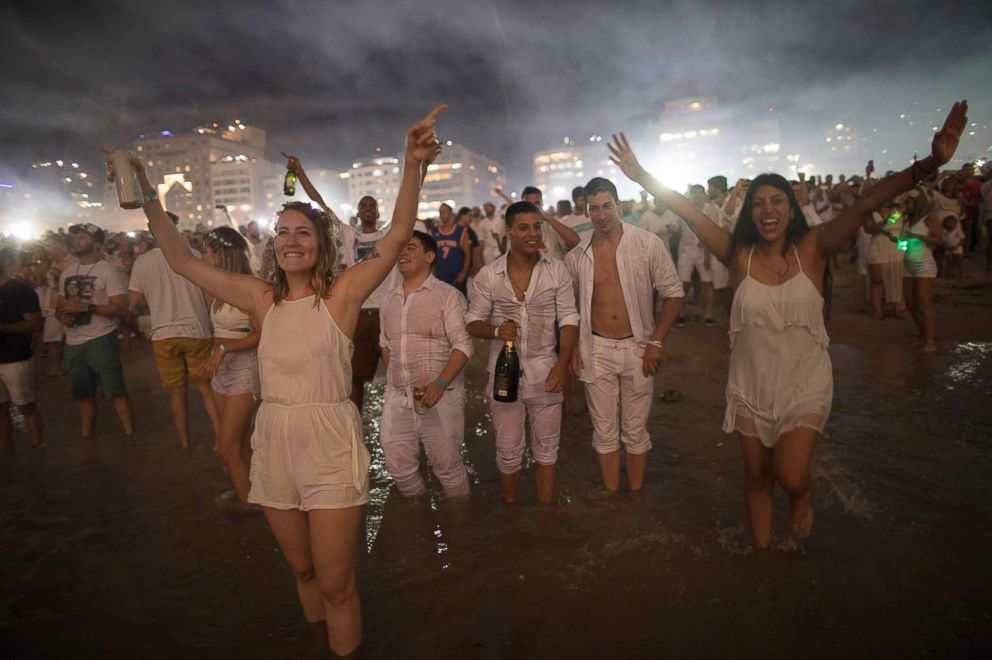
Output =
[{"x1": 270, "y1": 202, "x2": 338, "y2": 306}]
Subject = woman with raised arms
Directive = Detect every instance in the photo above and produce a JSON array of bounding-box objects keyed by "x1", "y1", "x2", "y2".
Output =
[
  {"x1": 607, "y1": 100, "x2": 967, "y2": 549},
  {"x1": 104, "y1": 104, "x2": 445, "y2": 656}
]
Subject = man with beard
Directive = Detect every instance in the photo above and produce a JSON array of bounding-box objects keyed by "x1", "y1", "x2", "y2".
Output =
[{"x1": 56, "y1": 224, "x2": 134, "y2": 438}]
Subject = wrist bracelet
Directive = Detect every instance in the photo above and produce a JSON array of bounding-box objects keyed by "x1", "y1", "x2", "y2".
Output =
[
  {"x1": 911, "y1": 159, "x2": 936, "y2": 184},
  {"x1": 648, "y1": 339, "x2": 663, "y2": 349},
  {"x1": 493, "y1": 326, "x2": 499, "y2": 339},
  {"x1": 436, "y1": 376, "x2": 449, "y2": 389},
  {"x1": 144, "y1": 188, "x2": 158, "y2": 203},
  {"x1": 220, "y1": 343, "x2": 228, "y2": 355}
]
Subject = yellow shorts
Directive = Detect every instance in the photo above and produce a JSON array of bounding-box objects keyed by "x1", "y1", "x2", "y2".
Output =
[{"x1": 152, "y1": 337, "x2": 213, "y2": 388}]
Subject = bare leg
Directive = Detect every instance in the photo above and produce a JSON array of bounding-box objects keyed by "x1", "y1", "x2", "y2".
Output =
[
  {"x1": 264, "y1": 508, "x2": 325, "y2": 622},
  {"x1": 0, "y1": 403, "x2": 11, "y2": 447},
  {"x1": 625, "y1": 451, "x2": 648, "y2": 493},
  {"x1": 597, "y1": 449, "x2": 621, "y2": 492},
  {"x1": 702, "y1": 281, "x2": 715, "y2": 321},
  {"x1": 498, "y1": 469, "x2": 520, "y2": 504},
  {"x1": 772, "y1": 426, "x2": 818, "y2": 540},
  {"x1": 903, "y1": 277, "x2": 924, "y2": 339},
  {"x1": 195, "y1": 380, "x2": 221, "y2": 442},
  {"x1": 309, "y1": 507, "x2": 365, "y2": 656},
  {"x1": 535, "y1": 463, "x2": 555, "y2": 504},
  {"x1": 915, "y1": 277, "x2": 937, "y2": 352},
  {"x1": 111, "y1": 394, "x2": 134, "y2": 436},
  {"x1": 79, "y1": 397, "x2": 97, "y2": 438},
  {"x1": 17, "y1": 402, "x2": 43, "y2": 447},
  {"x1": 216, "y1": 392, "x2": 258, "y2": 503},
  {"x1": 45, "y1": 341, "x2": 64, "y2": 376},
  {"x1": 739, "y1": 434, "x2": 774, "y2": 549},
  {"x1": 169, "y1": 385, "x2": 190, "y2": 448},
  {"x1": 869, "y1": 263, "x2": 885, "y2": 319}
]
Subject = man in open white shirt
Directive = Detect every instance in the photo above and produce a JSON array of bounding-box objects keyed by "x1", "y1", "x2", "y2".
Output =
[
  {"x1": 379, "y1": 231, "x2": 473, "y2": 499},
  {"x1": 467, "y1": 201, "x2": 579, "y2": 504},
  {"x1": 565, "y1": 178, "x2": 683, "y2": 495}
]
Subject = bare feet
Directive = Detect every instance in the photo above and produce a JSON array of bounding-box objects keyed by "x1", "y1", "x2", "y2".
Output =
[{"x1": 919, "y1": 343, "x2": 937, "y2": 353}]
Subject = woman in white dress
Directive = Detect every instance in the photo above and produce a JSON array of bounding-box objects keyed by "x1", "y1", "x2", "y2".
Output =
[
  {"x1": 608, "y1": 100, "x2": 967, "y2": 549},
  {"x1": 103, "y1": 105, "x2": 445, "y2": 656}
]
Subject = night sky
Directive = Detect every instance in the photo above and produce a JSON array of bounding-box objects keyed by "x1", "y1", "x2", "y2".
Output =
[{"x1": 2, "y1": 0, "x2": 991, "y2": 182}]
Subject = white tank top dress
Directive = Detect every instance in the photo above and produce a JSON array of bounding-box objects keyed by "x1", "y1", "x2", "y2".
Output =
[
  {"x1": 722, "y1": 246, "x2": 832, "y2": 448},
  {"x1": 247, "y1": 296, "x2": 370, "y2": 510}
]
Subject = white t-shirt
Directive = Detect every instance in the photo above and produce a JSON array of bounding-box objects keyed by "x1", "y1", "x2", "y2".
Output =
[
  {"x1": 475, "y1": 216, "x2": 504, "y2": 265},
  {"x1": 560, "y1": 212, "x2": 595, "y2": 244},
  {"x1": 638, "y1": 208, "x2": 679, "y2": 242},
  {"x1": 129, "y1": 248, "x2": 212, "y2": 341},
  {"x1": 353, "y1": 228, "x2": 403, "y2": 310},
  {"x1": 802, "y1": 204, "x2": 824, "y2": 227},
  {"x1": 59, "y1": 259, "x2": 128, "y2": 345}
]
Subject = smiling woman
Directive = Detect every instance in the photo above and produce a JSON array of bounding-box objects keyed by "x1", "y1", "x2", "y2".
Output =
[
  {"x1": 100, "y1": 103, "x2": 446, "y2": 656},
  {"x1": 608, "y1": 99, "x2": 969, "y2": 550}
]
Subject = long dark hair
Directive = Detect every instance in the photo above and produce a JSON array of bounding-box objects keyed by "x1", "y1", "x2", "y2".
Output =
[
  {"x1": 731, "y1": 173, "x2": 810, "y2": 257},
  {"x1": 271, "y1": 202, "x2": 339, "y2": 306},
  {"x1": 731, "y1": 173, "x2": 832, "y2": 321}
]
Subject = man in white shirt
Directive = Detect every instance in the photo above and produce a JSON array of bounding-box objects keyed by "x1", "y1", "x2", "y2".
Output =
[
  {"x1": 56, "y1": 223, "x2": 134, "y2": 438},
  {"x1": 676, "y1": 185, "x2": 721, "y2": 327},
  {"x1": 559, "y1": 186, "x2": 595, "y2": 244},
  {"x1": 474, "y1": 204, "x2": 505, "y2": 266},
  {"x1": 467, "y1": 202, "x2": 579, "y2": 504},
  {"x1": 565, "y1": 178, "x2": 683, "y2": 495},
  {"x1": 129, "y1": 212, "x2": 220, "y2": 450},
  {"x1": 379, "y1": 231, "x2": 473, "y2": 499}
]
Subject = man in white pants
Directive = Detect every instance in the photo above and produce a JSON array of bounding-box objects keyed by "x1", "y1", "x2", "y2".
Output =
[
  {"x1": 379, "y1": 231, "x2": 473, "y2": 499},
  {"x1": 566, "y1": 177, "x2": 683, "y2": 494},
  {"x1": 467, "y1": 201, "x2": 579, "y2": 504},
  {"x1": 675, "y1": 184, "x2": 722, "y2": 327}
]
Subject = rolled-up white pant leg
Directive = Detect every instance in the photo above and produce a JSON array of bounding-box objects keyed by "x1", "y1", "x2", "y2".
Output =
[
  {"x1": 491, "y1": 390, "x2": 527, "y2": 473},
  {"x1": 619, "y1": 340, "x2": 654, "y2": 454},
  {"x1": 421, "y1": 389, "x2": 470, "y2": 498},
  {"x1": 585, "y1": 336, "x2": 623, "y2": 454},
  {"x1": 523, "y1": 384, "x2": 563, "y2": 466},
  {"x1": 381, "y1": 386, "x2": 426, "y2": 496}
]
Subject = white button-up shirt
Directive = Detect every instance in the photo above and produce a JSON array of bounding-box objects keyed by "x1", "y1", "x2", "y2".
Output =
[
  {"x1": 467, "y1": 253, "x2": 579, "y2": 387},
  {"x1": 379, "y1": 274, "x2": 473, "y2": 406},
  {"x1": 565, "y1": 223, "x2": 683, "y2": 382}
]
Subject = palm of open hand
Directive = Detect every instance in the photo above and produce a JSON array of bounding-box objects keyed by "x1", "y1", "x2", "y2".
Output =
[{"x1": 932, "y1": 100, "x2": 968, "y2": 165}]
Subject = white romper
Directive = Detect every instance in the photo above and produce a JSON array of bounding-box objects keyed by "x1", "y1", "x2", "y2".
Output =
[
  {"x1": 247, "y1": 296, "x2": 370, "y2": 510},
  {"x1": 722, "y1": 246, "x2": 832, "y2": 448}
]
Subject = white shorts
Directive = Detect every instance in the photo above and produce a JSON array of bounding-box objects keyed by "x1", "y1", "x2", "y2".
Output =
[
  {"x1": 904, "y1": 251, "x2": 937, "y2": 278},
  {"x1": 0, "y1": 359, "x2": 35, "y2": 406},
  {"x1": 677, "y1": 248, "x2": 713, "y2": 283}
]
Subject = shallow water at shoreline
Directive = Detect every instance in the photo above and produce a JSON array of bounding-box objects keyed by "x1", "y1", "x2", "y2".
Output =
[{"x1": 2, "y1": 323, "x2": 991, "y2": 658}]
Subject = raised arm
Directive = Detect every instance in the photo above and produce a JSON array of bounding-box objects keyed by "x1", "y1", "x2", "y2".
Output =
[
  {"x1": 811, "y1": 100, "x2": 967, "y2": 256},
  {"x1": 608, "y1": 133, "x2": 734, "y2": 264},
  {"x1": 102, "y1": 148, "x2": 266, "y2": 315},
  {"x1": 334, "y1": 104, "x2": 446, "y2": 308},
  {"x1": 542, "y1": 211, "x2": 580, "y2": 250},
  {"x1": 283, "y1": 153, "x2": 345, "y2": 227}
]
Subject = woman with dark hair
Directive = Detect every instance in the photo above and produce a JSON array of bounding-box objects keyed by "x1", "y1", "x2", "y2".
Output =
[
  {"x1": 607, "y1": 100, "x2": 967, "y2": 549},
  {"x1": 102, "y1": 104, "x2": 445, "y2": 656},
  {"x1": 899, "y1": 190, "x2": 943, "y2": 352},
  {"x1": 201, "y1": 226, "x2": 261, "y2": 503}
]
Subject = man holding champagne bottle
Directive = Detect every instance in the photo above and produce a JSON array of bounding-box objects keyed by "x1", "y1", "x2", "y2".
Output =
[{"x1": 467, "y1": 202, "x2": 579, "y2": 504}]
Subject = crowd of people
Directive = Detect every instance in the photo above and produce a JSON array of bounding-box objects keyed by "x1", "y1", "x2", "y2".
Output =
[{"x1": 0, "y1": 99, "x2": 983, "y2": 657}]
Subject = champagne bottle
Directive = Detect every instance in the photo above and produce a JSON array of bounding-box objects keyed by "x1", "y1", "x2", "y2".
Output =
[
  {"x1": 283, "y1": 170, "x2": 297, "y2": 196},
  {"x1": 493, "y1": 340, "x2": 520, "y2": 402}
]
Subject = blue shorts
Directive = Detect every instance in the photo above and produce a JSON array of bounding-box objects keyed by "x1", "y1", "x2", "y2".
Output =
[{"x1": 64, "y1": 331, "x2": 127, "y2": 400}]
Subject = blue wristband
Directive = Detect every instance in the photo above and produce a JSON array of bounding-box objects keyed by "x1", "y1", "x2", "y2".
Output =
[{"x1": 436, "y1": 376, "x2": 449, "y2": 389}]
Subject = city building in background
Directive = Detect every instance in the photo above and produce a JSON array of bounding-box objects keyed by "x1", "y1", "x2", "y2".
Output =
[{"x1": 532, "y1": 139, "x2": 621, "y2": 204}]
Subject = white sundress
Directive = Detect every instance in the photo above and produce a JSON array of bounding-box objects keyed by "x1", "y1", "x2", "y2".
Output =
[{"x1": 722, "y1": 246, "x2": 832, "y2": 448}]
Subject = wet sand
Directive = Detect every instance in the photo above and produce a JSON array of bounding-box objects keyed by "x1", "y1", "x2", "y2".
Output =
[{"x1": 2, "y1": 257, "x2": 991, "y2": 659}]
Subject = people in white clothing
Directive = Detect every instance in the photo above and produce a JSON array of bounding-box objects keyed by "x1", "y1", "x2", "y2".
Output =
[
  {"x1": 468, "y1": 201, "x2": 579, "y2": 504},
  {"x1": 379, "y1": 231, "x2": 473, "y2": 499},
  {"x1": 565, "y1": 177, "x2": 684, "y2": 495}
]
